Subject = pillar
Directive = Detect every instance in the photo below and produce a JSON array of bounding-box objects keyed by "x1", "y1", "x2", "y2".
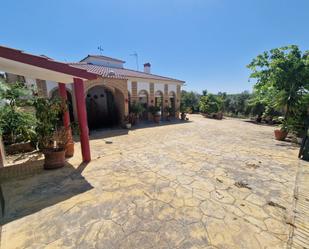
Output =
[
  {"x1": 131, "y1": 81, "x2": 138, "y2": 103},
  {"x1": 73, "y1": 78, "x2": 91, "y2": 162},
  {"x1": 58, "y1": 83, "x2": 71, "y2": 131},
  {"x1": 58, "y1": 83, "x2": 73, "y2": 154},
  {"x1": 163, "y1": 84, "x2": 169, "y2": 118}
]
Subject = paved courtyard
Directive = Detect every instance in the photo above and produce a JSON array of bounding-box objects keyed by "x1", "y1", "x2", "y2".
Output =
[{"x1": 1, "y1": 115, "x2": 308, "y2": 249}]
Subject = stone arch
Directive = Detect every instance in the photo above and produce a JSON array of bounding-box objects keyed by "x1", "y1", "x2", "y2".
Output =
[
  {"x1": 138, "y1": 90, "x2": 149, "y2": 120},
  {"x1": 86, "y1": 85, "x2": 120, "y2": 130},
  {"x1": 155, "y1": 90, "x2": 164, "y2": 115}
]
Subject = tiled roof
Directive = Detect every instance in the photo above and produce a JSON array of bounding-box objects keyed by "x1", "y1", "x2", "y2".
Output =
[{"x1": 69, "y1": 62, "x2": 185, "y2": 83}]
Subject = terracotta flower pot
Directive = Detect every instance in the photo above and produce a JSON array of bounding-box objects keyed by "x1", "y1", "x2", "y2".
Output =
[
  {"x1": 274, "y1": 129, "x2": 288, "y2": 141},
  {"x1": 154, "y1": 114, "x2": 161, "y2": 123},
  {"x1": 65, "y1": 142, "x2": 74, "y2": 158},
  {"x1": 43, "y1": 149, "x2": 66, "y2": 169}
]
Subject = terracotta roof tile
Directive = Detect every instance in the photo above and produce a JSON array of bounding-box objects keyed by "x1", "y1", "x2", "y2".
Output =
[{"x1": 69, "y1": 63, "x2": 185, "y2": 83}]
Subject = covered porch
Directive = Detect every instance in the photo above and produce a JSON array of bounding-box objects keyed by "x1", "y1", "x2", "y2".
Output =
[{"x1": 0, "y1": 45, "x2": 100, "y2": 164}]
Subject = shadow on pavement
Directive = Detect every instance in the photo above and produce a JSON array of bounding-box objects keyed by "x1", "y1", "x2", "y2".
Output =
[
  {"x1": 0, "y1": 161, "x2": 93, "y2": 226},
  {"x1": 88, "y1": 119, "x2": 191, "y2": 141}
]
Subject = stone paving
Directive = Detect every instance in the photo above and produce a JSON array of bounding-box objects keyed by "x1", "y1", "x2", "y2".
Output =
[{"x1": 1, "y1": 115, "x2": 308, "y2": 249}]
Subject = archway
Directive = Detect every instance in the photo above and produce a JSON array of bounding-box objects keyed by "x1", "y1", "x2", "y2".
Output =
[
  {"x1": 138, "y1": 90, "x2": 149, "y2": 120},
  {"x1": 51, "y1": 88, "x2": 75, "y2": 122},
  {"x1": 155, "y1": 90, "x2": 163, "y2": 116},
  {"x1": 86, "y1": 86, "x2": 119, "y2": 130},
  {"x1": 169, "y1": 91, "x2": 176, "y2": 117}
]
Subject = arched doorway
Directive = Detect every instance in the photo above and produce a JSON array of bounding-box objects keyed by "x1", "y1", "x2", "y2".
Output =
[
  {"x1": 155, "y1": 90, "x2": 163, "y2": 116},
  {"x1": 169, "y1": 91, "x2": 176, "y2": 117},
  {"x1": 138, "y1": 90, "x2": 149, "y2": 120},
  {"x1": 86, "y1": 86, "x2": 119, "y2": 130},
  {"x1": 51, "y1": 88, "x2": 75, "y2": 122}
]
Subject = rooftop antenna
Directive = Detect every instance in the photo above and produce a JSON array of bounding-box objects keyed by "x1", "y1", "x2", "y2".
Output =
[
  {"x1": 97, "y1": 45, "x2": 104, "y2": 55},
  {"x1": 130, "y1": 51, "x2": 139, "y2": 71}
]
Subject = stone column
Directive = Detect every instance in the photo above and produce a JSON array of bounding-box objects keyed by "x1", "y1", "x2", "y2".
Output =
[
  {"x1": 148, "y1": 83, "x2": 155, "y2": 119},
  {"x1": 131, "y1": 81, "x2": 138, "y2": 103}
]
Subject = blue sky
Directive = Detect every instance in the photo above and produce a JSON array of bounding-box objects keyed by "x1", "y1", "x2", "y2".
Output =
[{"x1": 1, "y1": 0, "x2": 309, "y2": 93}]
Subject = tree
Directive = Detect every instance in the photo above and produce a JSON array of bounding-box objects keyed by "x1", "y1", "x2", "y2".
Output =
[
  {"x1": 199, "y1": 93, "x2": 223, "y2": 114},
  {"x1": 248, "y1": 45, "x2": 309, "y2": 134},
  {"x1": 180, "y1": 90, "x2": 201, "y2": 113}
]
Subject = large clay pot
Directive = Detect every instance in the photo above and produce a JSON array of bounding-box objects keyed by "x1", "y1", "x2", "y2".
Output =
[
  {"x1": 154, "y1": 114, "x2": 161, "y2": 123},
  {"x1": 274, "y1": 129, "x2": 288, "y2": 141},
  {"x1": 44, "y1": 149, "x2": 66, "y2": 169},
  {"x1": 65, "y1": 142, "x2": 74, "y2": 158}
]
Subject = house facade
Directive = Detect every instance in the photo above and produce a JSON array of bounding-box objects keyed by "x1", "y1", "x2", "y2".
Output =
[{"x1": 5, "y1": 54, "x2": 184, "y2": 130}]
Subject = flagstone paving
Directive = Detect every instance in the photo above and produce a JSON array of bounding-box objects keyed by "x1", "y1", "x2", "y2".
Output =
[{"x1": 1, "y1": 115, "x2": 308, "y2": 249}]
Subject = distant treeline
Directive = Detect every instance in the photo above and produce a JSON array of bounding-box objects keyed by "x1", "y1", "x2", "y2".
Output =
[{"x1": 181, "y1": 90, "x2": 264, "y2": 118}]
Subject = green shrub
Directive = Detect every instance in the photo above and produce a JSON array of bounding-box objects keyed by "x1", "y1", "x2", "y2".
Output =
[
  {"x1": 0, "y1": 105, "x2": 36, "y2": 145},
  {"x1": 33, "y1": 97, "x2": 63, "y2": 149},
  {"x1": 148, "y1": 105, "x2": 161, "y2": 115},
  {"x1": 199, "y1": 94, "x2": 223, "y2": 114},
  {"x1": 130, "y1": 102, "x2": 145, "y2": 115},
  {"x1": 0, "y1": 81, "x2": 36, "y2": 145}
]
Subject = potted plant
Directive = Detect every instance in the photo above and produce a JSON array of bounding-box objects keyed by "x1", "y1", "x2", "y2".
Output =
[
  {"x1": 34, "y1": 98, "x2": 67, "y2": 169},
  {"x1": 274, "y1": 119, "x2": 290, "y2": 141},
  {"x1": 179, "y1": 106, "x2": 187, "y2": 120},
  {"x1": 164, "y1": 106, "x2": 174, "y2": 121},
  {"x1": 148, "y1": 106, "x2": 161, "y2": 123},
  {"x1": 130, "y1": 102, "x2": 145, "y2": 125},
  {"x1": 123, "y1": 115, "x2": 132, "y2": 129}
]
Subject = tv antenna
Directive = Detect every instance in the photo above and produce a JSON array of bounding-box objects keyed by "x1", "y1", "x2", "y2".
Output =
[
  {"x1": 97, "y1": 45, "x2": 104, "y2": 55},
  {"x1": 130, "y1": 51, "x2": 139, "y2": 71}
]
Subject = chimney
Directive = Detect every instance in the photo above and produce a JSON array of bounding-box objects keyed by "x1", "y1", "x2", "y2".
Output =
[{"x1": 144, "y1": 63, "x2": 151, "y2": 74}]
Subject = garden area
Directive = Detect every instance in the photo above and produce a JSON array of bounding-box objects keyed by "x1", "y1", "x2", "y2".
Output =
[
  {"x1": 181, "y1": 45, "x2": 309, "y2": 160},
  {"x1": 0, "y1": 80, "x2": 74, "y2": 169}
]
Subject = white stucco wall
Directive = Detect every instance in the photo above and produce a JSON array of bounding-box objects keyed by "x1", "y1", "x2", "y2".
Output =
[
  {"x1": 168, "y1": 84, "x2": 177, "y2": 94},
  {"x1": 83, "y1": 57, "x2": 124, "y2": 68},
  {"x1": 154, "y1": 83, "x2": 164, "y2": 93},
  {"x1": 127, "y1": 80, "x2": 132, "y2": 93},
  {"x1": 46, "y1": 80, "x2": 72, "y2": 97},
  {"x1": 24, "y1": 77, "x2": 36, "y2": 88},
  {"x1": 137, "y1": 82, "x2": 149, "y2": 93},
  {"x1": 127, "y1": 79, "x2": 179, "y2": 96}
]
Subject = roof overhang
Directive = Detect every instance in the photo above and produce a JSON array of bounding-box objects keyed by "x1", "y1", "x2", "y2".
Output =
[
  {"x1": 0, "y1": 45, "x2": 98, "y2": 83},
  {"x1": 127, "y1": 76, "x2": 185, "y2": 85}
]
